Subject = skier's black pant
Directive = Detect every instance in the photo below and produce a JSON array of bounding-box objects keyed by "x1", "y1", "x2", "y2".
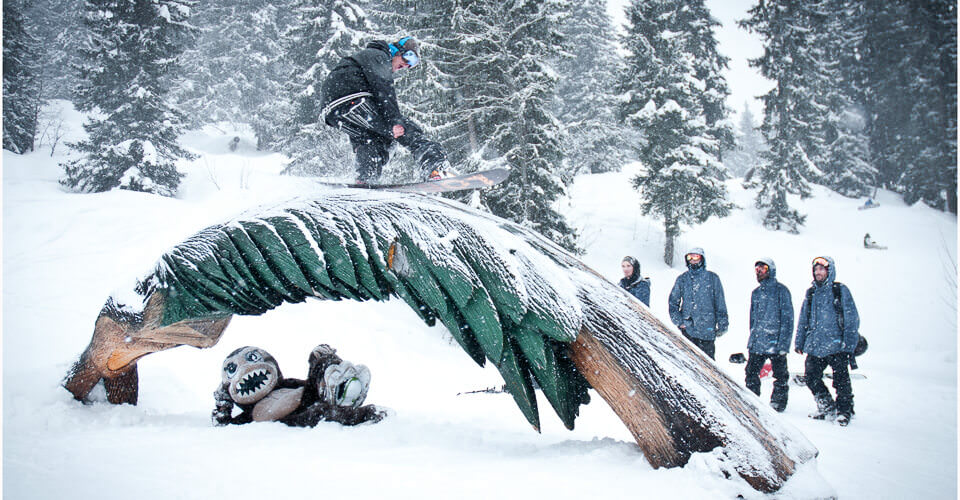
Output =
[
  {"x1": 745, "y1": 353, "x2": 789, "y2": 408},
  {"x1": 804, "y1": 352, "x2": 854, "y2": 415},
  {"x1": 326, "y1": 97, "x2": 447, "y2": 182},
  {"x1": 682, "y1": 332, "x2": 715, "y2": 360}
]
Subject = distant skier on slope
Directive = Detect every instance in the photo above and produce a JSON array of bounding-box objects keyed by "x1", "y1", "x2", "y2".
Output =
[
  {"x1": 864, "y1": 233, "x2": 887, "y2": 250},
  {"x1": 320, "y1": 36, "x2": 452, "y2": 183}
]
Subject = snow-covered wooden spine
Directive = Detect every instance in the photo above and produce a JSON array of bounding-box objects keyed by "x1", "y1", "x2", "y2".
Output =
[{"x1": 63, "y1": 189, "x2": 817, "y2": 492}]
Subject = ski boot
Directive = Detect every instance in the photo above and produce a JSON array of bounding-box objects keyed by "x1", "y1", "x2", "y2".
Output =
[
  {"x1": 770, "y1": 385, "x2": 788, "y2": 413},
  {"x1": 427, "y1": 162, "x2": 456, "y2": 181},
  {"x1": 836, "y1": 397, "x2": 854, "y2": 426},
  {"x1": 808, "y1": 395, "x2": 836, "y2": 421}
]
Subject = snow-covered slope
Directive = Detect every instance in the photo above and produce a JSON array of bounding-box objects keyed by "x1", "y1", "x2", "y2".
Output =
[{"x1": 3, "y1": 112, "x2": 956, "y2": 499}]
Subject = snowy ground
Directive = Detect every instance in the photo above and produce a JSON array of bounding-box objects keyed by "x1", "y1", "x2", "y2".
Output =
[{"x1": 3, "y1": 106, "x2": 957, "y2": 499}]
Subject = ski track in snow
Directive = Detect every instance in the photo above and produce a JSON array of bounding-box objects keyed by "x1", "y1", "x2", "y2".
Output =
[{"x1": 2, "y1": 111, "x2": 957, "y2": 499}]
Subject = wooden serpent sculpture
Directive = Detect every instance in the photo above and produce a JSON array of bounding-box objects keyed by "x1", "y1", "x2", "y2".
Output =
[{"x1": 63, "y1": 189, "x2": 817, "y2": 492}]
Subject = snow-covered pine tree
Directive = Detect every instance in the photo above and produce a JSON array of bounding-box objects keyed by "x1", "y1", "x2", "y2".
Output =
[
  {"x1": 723, "y1": 102, "x2": 763, "y2": 178},
  {"x1": 864, "y1": 0, "x2": 956, "y2": 213},
  {"x1": 24, "y1": 0, "x2": 84, "y2": 101},
  {"x1": 678, "y1": 1, "x2": 736, "y2": 158},
  {"x1": 740, "y1": 0, "x2": 819, "y2": 233},
  {"x1": 276, "y1": 0, "x2": 374, "y2": 177},
  {"x1": 619, "y1": 0, "x2": 733, "y2": 265},
  {"x1": 61, "y1": 0, "x2": 196, "y2": 197},
  {"x1": 173, "y1": 0, "x2": 294, "y2": 149},
  {"x1": 3, "y1": 0, "x2": 43, "y2": 154},
  {"x1": 351, "y1": 0, "x2": 579, "y2": 251},
  {"x1": 467, "y1": 0, "x2": 578, "y2": 252},
  {"x1": 811, "y1": 0, "x2": 875, "y2": 197},
  {"x1": 554, "y1": 0, "x2": 632, "y2": 176}
]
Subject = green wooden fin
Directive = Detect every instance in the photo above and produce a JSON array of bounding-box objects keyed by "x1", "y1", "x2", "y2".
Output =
[{"x1": 497, "y1": 337, "x2": 540, "y2": 431}]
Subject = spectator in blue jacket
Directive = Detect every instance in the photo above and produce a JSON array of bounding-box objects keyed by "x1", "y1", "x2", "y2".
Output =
[
  {"x1": 619, "y1": 256, "x2": 650, "y2": 306},
  {"x1": 745, "y1": 258, "x2": 793, "y2": 412},
  {"x1": 668, "y1": 248, "x2": 728, "y2": 360},
  {"x1": 795, "y1": 255, "x2": 860, "y2": 426}
]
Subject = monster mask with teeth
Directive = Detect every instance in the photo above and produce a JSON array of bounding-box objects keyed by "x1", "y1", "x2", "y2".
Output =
[{"x1": 212, "y1": 344, "x2": 386, "y2": 427}]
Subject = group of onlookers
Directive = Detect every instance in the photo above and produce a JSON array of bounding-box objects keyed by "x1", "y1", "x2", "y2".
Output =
[{"x1": 618, "y1": 249, "x2": 861, "y2": 426}]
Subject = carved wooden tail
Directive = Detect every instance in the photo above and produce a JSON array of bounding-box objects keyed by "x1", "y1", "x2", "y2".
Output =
[
  {"x1": 63, "y1": 294, "x2": 231, "y2": 404},
  {"x1": 569, "y1": 297, "x2": 817, "y2": 492}
]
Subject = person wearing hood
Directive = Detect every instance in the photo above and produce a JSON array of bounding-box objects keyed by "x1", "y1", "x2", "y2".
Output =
[
  {"x1": 320, "y1": 36, "x2": 451, "y2": 183},
  {"x1": 795, "y1": 256, "x2": 860, "y2": 426},
  {"x1": 745, "y1": 258, "x2": 794, "y2": 412},
  {"x1": 619, "y1": 256, "x2": 650, "y2": 306},
  {"x1": 668, "y1": 248, "x2": 729, "y2": 360}
]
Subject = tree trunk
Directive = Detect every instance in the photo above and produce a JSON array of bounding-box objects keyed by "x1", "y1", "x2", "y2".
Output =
[
  {"x1": 468, "y1": 115, "x2": 478, "y2": 154},
  {"x1": 663, "y1": 217, "x2": 678, "y2": 267}
]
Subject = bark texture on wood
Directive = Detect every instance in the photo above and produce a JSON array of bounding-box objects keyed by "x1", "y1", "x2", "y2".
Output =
[
  {"x1": 571, "y1": 293, "x2": 816, "y2": 493},
  {"x1": 63, "y1": 294, "x2": 231, "y2": 403}
]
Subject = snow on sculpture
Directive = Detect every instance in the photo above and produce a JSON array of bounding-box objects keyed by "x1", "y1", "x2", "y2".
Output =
[{"x1": 63, "y1": 189, "x2": 817, "y2": 492}]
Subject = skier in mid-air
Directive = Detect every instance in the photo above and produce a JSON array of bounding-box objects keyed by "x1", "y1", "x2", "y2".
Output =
[{"x1": 320, "y1": 36, "x2": 452, "y2": 183}]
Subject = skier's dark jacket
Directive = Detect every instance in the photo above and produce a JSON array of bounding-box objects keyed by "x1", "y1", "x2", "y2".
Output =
[
  {"x1": 668, "y1": 247, "x2": 729, "y2": 341},
  {"x1": 321, "y1": 41, "x2": 404, "y2": 128},
  {"x1": 619, "y1": 275, "x2": 651, "y2": 306},
  {"x1": 747, "y1": 258, "x2": 794, "y2": 355},
  {"x1": 795, "y1": 256, "x2": 860, "y2": 357}
]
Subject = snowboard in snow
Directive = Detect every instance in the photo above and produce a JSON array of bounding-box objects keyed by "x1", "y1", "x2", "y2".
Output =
[
  {"x1": 858, "y1": 203, "x2": 880, "y2": 210},
  {"x1": 731, "y1": 355, "x2": 867, "y2": 384},
  {"x1": 317, "y1": 168, "x2": 509, "y2": 194},
  {"x1": 790, "y1": 372, "x2": 867, "y2": 386}
]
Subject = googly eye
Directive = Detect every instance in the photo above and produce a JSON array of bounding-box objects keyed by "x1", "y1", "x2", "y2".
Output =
[
  {"x1": 225, "y1": 362, "x2": 237, "y2": 374},
  {"x1": 245, "y1": 351, "x2": 261, "y2": 362}
]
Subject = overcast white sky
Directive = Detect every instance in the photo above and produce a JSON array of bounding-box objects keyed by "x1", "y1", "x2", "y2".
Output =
[{"x1": 606, "y1": 0, "x2": 773, "y2": 126}]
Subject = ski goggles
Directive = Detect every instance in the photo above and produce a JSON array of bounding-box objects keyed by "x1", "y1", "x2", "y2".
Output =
[
  {"x1": 685, "y1": 253, "x2": 703, "y2": 263},
  {"x1": 401, "y1": 50, "x2": 420, "y2": 68},
  {"x1": 812, "y1": 256, "x2": 830, "y2": 268},
  {"x1": 755, "y1": 262, "x2": 769, "y2": 272}
]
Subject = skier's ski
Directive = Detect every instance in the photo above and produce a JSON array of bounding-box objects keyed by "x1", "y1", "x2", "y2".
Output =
[{"x1": 317, "y1": 168, "x2": 509, "y2": 194}]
